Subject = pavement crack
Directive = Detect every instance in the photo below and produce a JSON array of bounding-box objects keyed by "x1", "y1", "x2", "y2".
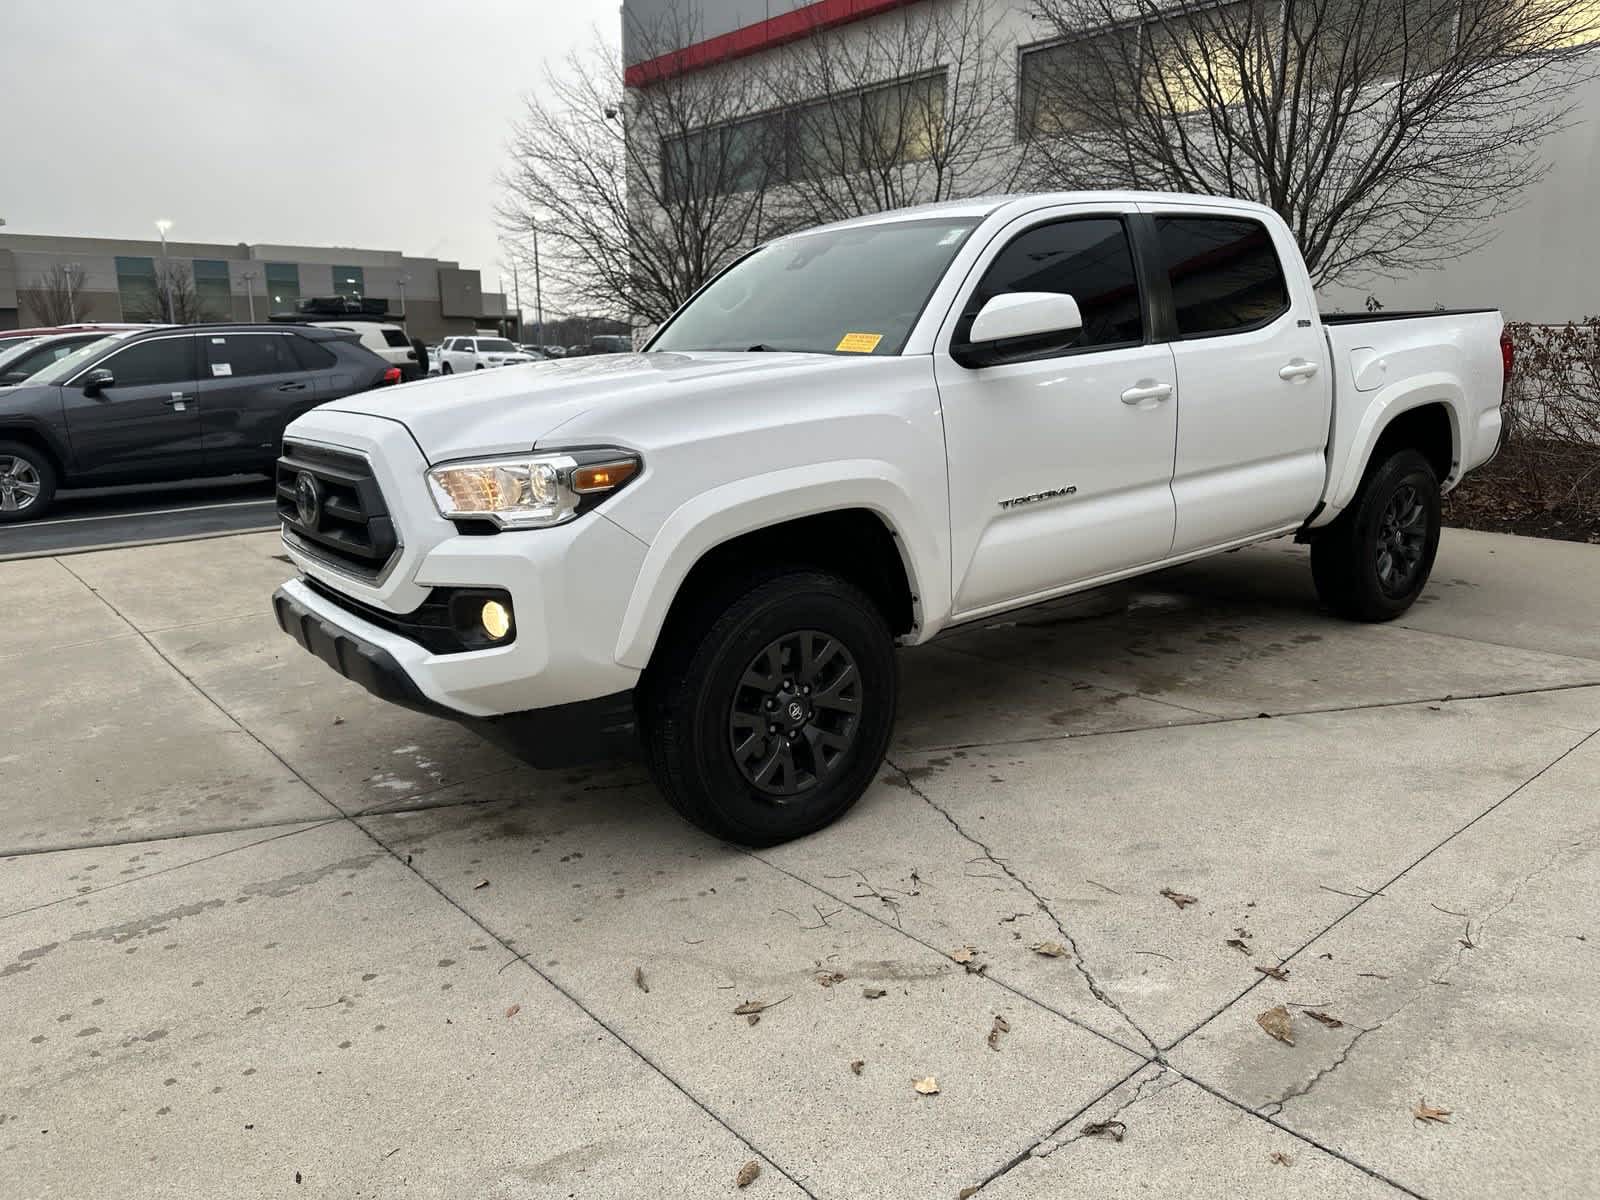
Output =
[
  {"x1": 885, "y1": 758, "x2": 1162, "y2": 1056},
  {"x1": 1260, "y1": 1024, "x2": 1376, "y2": 1118},
  {"x1": 1048, "y1": 1065, "x2": 1181, "y2": 1152}
]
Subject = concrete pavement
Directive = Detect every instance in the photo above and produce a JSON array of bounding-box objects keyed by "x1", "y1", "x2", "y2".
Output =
[{"x1": 2, "y1": 527, "x2": 1598, "y2": 1198}]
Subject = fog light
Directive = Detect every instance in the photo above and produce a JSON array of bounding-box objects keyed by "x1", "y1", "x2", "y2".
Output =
[{"x1": 480, "y1": 600, "x2": 512, "y2": 640}]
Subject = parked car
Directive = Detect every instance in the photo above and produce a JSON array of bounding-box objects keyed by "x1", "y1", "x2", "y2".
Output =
[
  {"x1": 563, "y1": 344, "x2": 590, "y2": 358},
  {"x1": 589, "y1": 334, "x2": 632, "y2": 355},
  {"x1": 541, "y1": 345, "x2": 566, "y2": 358},
  {"x1": 517, "y1": 343, "x2": 549, "y2": 359},
  {"x1": 0, "y1": 331, "x2": 119, "y2": 386},
  {"x1": 0, "y1": 323, "x2": 145, "y2": 351},
  {"x1": 0, "y1": 323, "x2": 400, "y2": 521},
  {"x1": 301, "y1": 319, "x2": 422, "y2": 381},
  {"x1": 272, "y1": 192, "x2": 1508, "y2": 845},
  {"x1": 435, "y1": 336, "x2": 538, "y2": 373}
]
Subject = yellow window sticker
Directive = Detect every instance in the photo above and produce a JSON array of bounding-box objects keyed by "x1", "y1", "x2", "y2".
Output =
[{"x1": 836, "y1": 332, "x2": 883, "y2": 354}]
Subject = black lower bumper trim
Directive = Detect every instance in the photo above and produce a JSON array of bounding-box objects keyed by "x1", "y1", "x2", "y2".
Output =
[{"x1": 272, "y1": 585, "x2": 638, "y2": 767}]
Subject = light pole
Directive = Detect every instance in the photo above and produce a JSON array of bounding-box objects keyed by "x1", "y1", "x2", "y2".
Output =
[
  {"x1": 396, "y1": 272, "x2": 411, "y2": 319},
  {"x1": 240, "y1": 269, "x2": 259, "y2": 322},
  {"x1": 64, "y1": 262, "x2": 80, "y2": 322},
  {"x1": 154, "y1": 219, "x2": 174, "y2": 322},
  {"x1": 531, "y1": 222, "x2": 544, "y2": 347},
  {"x1": 510, "y1": 260, "x2": 523, "y2": 344}
]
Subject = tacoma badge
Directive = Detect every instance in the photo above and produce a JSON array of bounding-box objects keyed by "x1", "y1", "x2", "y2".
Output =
[{"x1": 998, "y1": 485, "x2": 1077, "y2": 510}]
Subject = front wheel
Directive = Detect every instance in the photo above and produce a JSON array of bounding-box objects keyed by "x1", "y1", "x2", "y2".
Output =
[
  {"x1": 441, "y1": 362, "x2": 454, "y2": 375},
  {"x1": 0, "y1": 441, "x2": 58, "y2": 522},
  {"x1": 1311, "y1": 448, "x2": 1441, "y2": 621},
  {"x1": 641, "y1": 570, "x2": 898, "y2": 845}
]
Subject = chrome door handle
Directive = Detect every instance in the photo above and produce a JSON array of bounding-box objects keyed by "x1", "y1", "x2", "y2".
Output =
[
  {"x1": 1279, "y1": 360, "x2": 1319, "y2": 380},
  {"x1": 1120, "y1": 382, "x2": 1173, "y2": 404},
  {"x1": 164, "y1": 393, "x2": 191, "y2": 409}
]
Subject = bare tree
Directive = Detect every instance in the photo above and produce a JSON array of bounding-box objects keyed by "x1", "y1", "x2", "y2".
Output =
[
  {"x1": 499, "y1": 21, "x2": 779, "y2": 326},
  {"x1": 19, "y1": 263, "x2": 89, "y2": 325},
  {"x1": 125, "y1": 261, "x2": 219, "y2": 324},
  {"x1": 1023, "y1": 0, "x2": 1599, "y2": 285},
  {"x1": 761, "y1": 0, "x2": 1021, "y2": 226}
]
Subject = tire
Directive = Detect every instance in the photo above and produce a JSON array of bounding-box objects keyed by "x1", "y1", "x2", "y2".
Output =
[
  {"x1": 0, "y1": 440, "x2": 58, "y2": 523},
  {"x1": 1311, "y1": 448, "x2": 1440, "y2": 621},
  {"x1": 641, "y1": 569, "x2": 898, "y2": 846},
  {"x1": 441, "y1": 363, "x2": 453, "y2": 375}
]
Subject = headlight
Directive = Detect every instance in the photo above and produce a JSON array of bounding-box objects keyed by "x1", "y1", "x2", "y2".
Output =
[{"x1": 426, "y1": 451, "x2": 640, "y2": 529}]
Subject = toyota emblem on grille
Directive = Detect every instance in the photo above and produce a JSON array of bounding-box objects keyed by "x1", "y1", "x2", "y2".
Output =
[{"x1": 294, "y1": 471, "x2": 323, "y2": 530}]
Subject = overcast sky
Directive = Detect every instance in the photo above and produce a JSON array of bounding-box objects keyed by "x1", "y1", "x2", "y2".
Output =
[{"x1": 3, "y1": 0, "x2": 616, "y2": 306}]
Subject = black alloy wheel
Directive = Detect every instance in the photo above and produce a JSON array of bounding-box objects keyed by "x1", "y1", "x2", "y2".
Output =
[
  {"x1": 1375, "y1": 483, "x2": 1429, "y2": 597},
  {"x1": 728, "y1": 630, "x2": 861, "y2": 798}
]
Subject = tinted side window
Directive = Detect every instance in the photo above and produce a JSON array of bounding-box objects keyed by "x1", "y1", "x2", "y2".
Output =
[
  {"x1": 1155, "y1": 216, "x2": 1290, "y2": 336},
  {"x1": 205, "y1": 334, "x2": 298, "y2": 378},
  {"x1": 961, "y1": 218, "x2": 1144, "y2": 353},
  {"x1": 288, "y1": 336, "x2": 338, "y2": 370},
  {"x1": 380, "y1": 329, "x2": 411, "y2": 348},
  {"x1": 103, "y1": 337, "x2": 195, "y2": 387}
]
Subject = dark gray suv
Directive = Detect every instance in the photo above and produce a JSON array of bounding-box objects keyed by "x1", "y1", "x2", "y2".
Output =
[{"x1": 0, "y1": 324, "x2": 399, "y2": 521}]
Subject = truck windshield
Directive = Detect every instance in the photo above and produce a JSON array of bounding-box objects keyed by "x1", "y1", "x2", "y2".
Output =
[{"x1": 650, "y1": 217, "x2": 980, "y2": 356}]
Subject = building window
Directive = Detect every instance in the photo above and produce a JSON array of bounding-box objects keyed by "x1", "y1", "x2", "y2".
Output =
[
  {"x1": 333, "y1": 266, "x2": 364, "y2": 299},
  {"x1": 662, "y1": 71, "x2": 949, "y2": 200},
  {"x1": 1018, "y1": 31, "x2": 1137, "y2": 139},
  {"x1": 115, "y1": 255, "x2": 159, "y2": 321},
  {"x1": 192, "y1": 259, "x2": 232, "y2": 321},
  {"x1": 266, "y1": 262, "x2": 300, "y2": 315}
]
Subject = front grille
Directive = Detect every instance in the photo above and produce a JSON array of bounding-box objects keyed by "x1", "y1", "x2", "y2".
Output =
[{"x1": 276, "y1": 441, "x2": 399, "y2": 581}]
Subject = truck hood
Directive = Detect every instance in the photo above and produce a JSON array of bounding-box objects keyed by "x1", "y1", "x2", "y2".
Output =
[{"x1": 322, "y1": 351, "x2": 825, "y2": 461}]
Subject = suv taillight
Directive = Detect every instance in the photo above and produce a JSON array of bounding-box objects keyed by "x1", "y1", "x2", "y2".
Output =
[
  {"x1": 1499, "y1": 328, "x2": 1514, "y2": 394},
  {"x1": 381, "y1": 366, "x2": 402, "y2": 386}
]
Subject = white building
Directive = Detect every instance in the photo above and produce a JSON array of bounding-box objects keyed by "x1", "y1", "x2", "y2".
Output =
[{"x1": 622, "y1": 0, "x2": 1600, "y2": 322}]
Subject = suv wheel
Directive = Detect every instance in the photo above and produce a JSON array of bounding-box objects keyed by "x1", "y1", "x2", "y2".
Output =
[
  {"x1": 0, "y1": 441, "x2": 58, "y2": 522},
  {"x1": 641, "y1": 569, "x2": 897, "y2": 846},
  {"x1": 1311, "y1": 448, "x2": 1441, "y2": 621},
  {"x1": 441, "y1": 362, "x2": 454, "y2": 375}
]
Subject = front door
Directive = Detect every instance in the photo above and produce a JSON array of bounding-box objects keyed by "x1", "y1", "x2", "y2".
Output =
[
  {"x1": 62, "y1": 334, "x2": 204, "y2": 480},
  {"x1": 1141, "y1": 205, "x2": 1333, "y2": 553},
  {"x1": 197, "y1": 332, "x2": 318, "y2": 470},
  {"x1": 935, "y1": 209, "x2": 1178, "y2": 616}
]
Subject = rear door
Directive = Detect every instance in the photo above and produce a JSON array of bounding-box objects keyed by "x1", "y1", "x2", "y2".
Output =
[
  {"x1": 197, "y1": 332, "x2": 316, "y2": 470},
  {"x1": 61, "y1": 334, "x2": 205, "y2": 479},
  {"x1": 935, "y1": 206, "x2": 1179, "y2": 614},
  {"x1": 1140, "y1": 204, "x2": 1332, "y2": 553}
]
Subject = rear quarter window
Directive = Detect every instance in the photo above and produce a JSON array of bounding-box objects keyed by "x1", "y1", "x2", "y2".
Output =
[
  {"x1": 380, "y1": 329, "x2": 411, "y2": 348},
  {"x1": 288, "y1": 336, "x2": 338, "y2": 370},
  {"x1": 1154, "y1": 216, "x2": 1290, "y2": 337}
]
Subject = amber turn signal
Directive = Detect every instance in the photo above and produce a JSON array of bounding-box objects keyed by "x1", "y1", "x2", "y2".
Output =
[{"x1": 572, "y1": 459, "x2": 639, "y2": 493}]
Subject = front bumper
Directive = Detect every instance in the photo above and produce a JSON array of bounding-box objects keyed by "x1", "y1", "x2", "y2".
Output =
[{"x1": 273, "y1": 584, "x2": 639, "y2": 767}]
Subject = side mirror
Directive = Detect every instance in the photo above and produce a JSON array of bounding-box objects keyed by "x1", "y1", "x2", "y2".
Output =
[
  {"x1": 956, "y1": 292, "x2": 1085, "y2": 368},
  {"x1": 82, "y1": 367, "x2": 115, "y2": 395}
]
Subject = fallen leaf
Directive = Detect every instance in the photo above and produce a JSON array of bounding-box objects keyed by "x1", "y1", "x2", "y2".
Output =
[
  {"x1": 733, "y1": 996, "x2": 789, "y2": 1017},
  {"x1": 950, "y1": 945, "x2": 977, "y2": 964},
  {"x1": 959, "y1": 1189, "x2": 979, "y2": 1200},
  {"x1": 1304, "y1": 1010, "x2": 1344, "y2": 1029},
  {"x1": 815, "y1": 971, "x2": 846, "y2": 988},
  {"x1": 747, "y1": 1014, "x2": 759, "y2": 1027},
  {"x1": 1081, "y1": 1119, "x2": 1126, "y2": 1141},
  {"x1": 914, "y1": 1076, "x2": 940, "y2": 1095},
  {"x1": 1413, "y1": 1100, "x2": 1452, "y2": 1125},
  {"x1": 1031, "y1": 940, "x2": 1068, "y2": 958},
  {"x1": 1254, "y1": 964, "x2": 1289, "y2": 981},
  {"x1": 473, "y1": 879, "x2": 489, "y2": 890},
  {"x1": 634, "y1": 966, "x2": 649, "y2": 994},
  {"x1": 987, "y1": 1014, "x2": 1010, "y2": 1050},
  {"x1": 850, "y1": 1058, "x2": 864, "y2": 1075},
  {"x1": 862, "y1": 986, "x2": 887, "y2": 1000},
  {"x1": 1161, "y1": 888, "x2": 1198, "y2": 910},
  {"x1": 1225, "y1": 938, "x2": 1254, "y2": 956},
  {"x1": 1269, "y1": 1150, "x2": 1293, "y2": 1166},
  {"x1": 332, "y1": 716, "x2": 345, "y2": 726},
  {"x1": 504, "y1": 1003, "x2": 520, "y2": 1018},
  {"x1": 736, "y1": 1160, "x2": 760, "y2": 1188},
  {"x1": 1256, "y1": 1005, "x2": 1295, "y2": 1045},
  {"x1": 1318, "y1": 952, "x2": 1334, "y2": 960}
]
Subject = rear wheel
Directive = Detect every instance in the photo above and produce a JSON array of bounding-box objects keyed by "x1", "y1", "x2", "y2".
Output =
[
  {"x1": 641, "y1": 569, "x2": 897, "y2": 845},
  {"x1": 441, "y1": 363, "x2": 454, "y2": 375},
  {"x1": 0, "y1": 441, "x2": 58, "y2": 522},
  {"x1": 1311, "y1": 448, "x2": 1440, "y2": 621}
]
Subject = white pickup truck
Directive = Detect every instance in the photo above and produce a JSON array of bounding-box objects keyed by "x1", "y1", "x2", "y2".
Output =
[{"x1": 272, "y1": 192, "x2": 1508, "y2": 844}]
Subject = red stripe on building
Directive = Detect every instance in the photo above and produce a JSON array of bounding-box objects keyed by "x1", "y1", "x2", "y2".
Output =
[{"x1": 625, "y1": 0, "x2": 917, "y2": 86}]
